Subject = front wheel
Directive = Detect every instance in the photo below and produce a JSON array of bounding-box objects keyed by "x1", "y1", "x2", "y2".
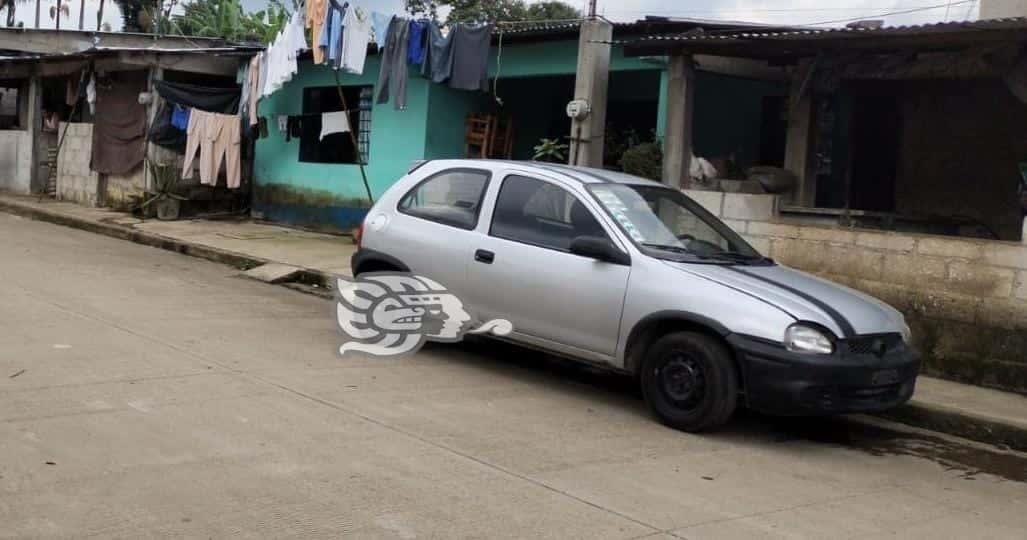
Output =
[{"x1": 640, "y1": 332, "x2": 738, "y2": 432}]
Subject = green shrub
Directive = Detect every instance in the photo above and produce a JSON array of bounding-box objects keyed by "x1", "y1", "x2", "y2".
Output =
[{"x1": 620, "y1": 142, "x2": 663, "y2": 181}]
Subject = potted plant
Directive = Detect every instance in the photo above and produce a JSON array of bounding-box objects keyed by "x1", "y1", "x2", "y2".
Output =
[{"x1": 533, "y1": 138, "x2": 569, "y2": 163}]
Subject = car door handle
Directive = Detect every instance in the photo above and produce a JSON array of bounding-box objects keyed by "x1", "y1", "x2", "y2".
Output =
[{"x1": 474, "y1": 249, "x2": 495, "y2": 264}]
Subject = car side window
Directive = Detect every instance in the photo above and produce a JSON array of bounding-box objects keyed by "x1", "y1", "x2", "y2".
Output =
[
  {"x1": 490, "y1": 175, "x2": 608, "y2": 251},
  {"x1": 398, "y1": 169, "x2": 490, "y2": 230}
]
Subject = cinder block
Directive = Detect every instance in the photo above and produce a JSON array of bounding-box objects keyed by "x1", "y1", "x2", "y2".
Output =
[
  {"x1": 722, "y1": 219, "x2": 748, "y2": 233},
  {"x1": 771, "y1": 238, "x2": 884, "y2": 281},
  {"x1": 882, "y1": 254, "x2": 948, "y2": 287},
  {"x1": 741, "y1": 234, "x2": 771, "y2": 255},
  {"x1": 976, "y1": 299, "x2": 1027, "y2": 331},
  {"x1": 684, "y1": 190, "x2": 724, "y2": 216},
  {"x1": 856, "y1": 232, "x2": 916, "y2": 252},
  {"x1": 722, "y1": 193, "x2": 777, "y2": 221},
  {"x1": 747, "y1": 221, "x2": 800, "y2": 238},
  {"x1": 948, "y1": 261, "x2": 1016, "y2": 299},
  {"x1": 917, "y1": 237, "x2": 983, "y2": 260},
  {"x1": 797, "y1": 226, "x2": 856, "y2": 245},
  {"x1": 909, "y1": 290, "x2": 980, "y2": 324},
  {"x1": 982, "y1": 243, "x2": 1027, "y2": 270}
]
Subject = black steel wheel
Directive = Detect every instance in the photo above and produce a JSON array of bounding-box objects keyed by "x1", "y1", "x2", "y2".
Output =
[{"x1": 641, "y1": 331, "x2": 738, "y2": 432}]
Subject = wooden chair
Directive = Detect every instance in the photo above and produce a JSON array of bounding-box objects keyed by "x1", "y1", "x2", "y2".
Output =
[
  {"x1": 489, "y1": 115, "x2": 515, "y2": 159},
  {"x1": 465, "y1": 114, "x2": 493, "y2": 158}
]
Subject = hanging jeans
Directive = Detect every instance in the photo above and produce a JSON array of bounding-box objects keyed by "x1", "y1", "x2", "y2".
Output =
[
  {"x1": 183, "y1": 111, "x2": 242, "y2": 189},
  {"x1": 375, "y1": 17, "x2": 410, "y2": 110}
]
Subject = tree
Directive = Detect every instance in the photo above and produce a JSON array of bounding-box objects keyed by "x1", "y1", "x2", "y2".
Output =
[
  {"x1": 526, "y1": 1, "x2": 580, "y2": 21},
  {"x1": 406, "y1": 0, "x2": 580, "y2": 24},
  {"x1": 173, "y1": 0, "x2": 289, "y2": 43}
]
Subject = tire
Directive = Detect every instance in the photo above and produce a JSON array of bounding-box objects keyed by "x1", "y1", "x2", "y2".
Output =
[{"x1": 640, "y1": 331, "x2": 738, "y2": 432}]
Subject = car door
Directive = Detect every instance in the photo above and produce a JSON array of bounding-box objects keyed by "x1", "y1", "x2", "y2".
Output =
[
  {"x1": 380, "y1": 167, "x2": 492, "y2": 299},
  {"x1": 465, "y1": 173, "x2": 631, "y2": 361}
]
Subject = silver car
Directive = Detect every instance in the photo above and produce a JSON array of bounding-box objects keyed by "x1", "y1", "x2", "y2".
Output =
[{"x1": 352, "y1": 160, "x2": 919, "y2": 432}]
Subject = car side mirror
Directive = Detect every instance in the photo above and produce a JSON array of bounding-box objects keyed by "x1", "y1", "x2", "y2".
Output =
[{"x1": 569, "y1": 236, "x2": 630, "y2": 266}]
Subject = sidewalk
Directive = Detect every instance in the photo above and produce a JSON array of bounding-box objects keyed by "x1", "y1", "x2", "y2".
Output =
[{"x1": 2, "y1": 191, "x2": 1026, "y2": 451}]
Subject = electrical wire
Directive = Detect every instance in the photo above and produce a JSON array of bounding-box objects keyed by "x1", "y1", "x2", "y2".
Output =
[{"x1": 803, "y1": 0, "x2": 976, "y2": 26}]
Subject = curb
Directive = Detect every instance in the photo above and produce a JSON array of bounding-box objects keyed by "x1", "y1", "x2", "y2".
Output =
[
  {"x1": 876, "y1": 401, "x2": 1027, "y2": 453},
  {"x1": 3, "y1": 197, "x2": 1026, "y2": 452},
  {"x1": 0, "y1": 197, "x2": 337, "y2": 288}
]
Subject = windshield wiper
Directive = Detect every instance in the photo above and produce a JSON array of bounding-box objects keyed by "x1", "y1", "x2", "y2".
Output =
[
  {"x1": 699, "y1": 252, "x2": 772, "y2": 264},
  {"x1": 641, "y1": 243, "x2": 692, "y2": 254}
]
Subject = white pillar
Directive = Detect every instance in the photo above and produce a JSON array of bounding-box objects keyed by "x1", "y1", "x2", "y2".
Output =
[{"x1": 980, "y1": 0, "x2": 1027, "y2": 19}]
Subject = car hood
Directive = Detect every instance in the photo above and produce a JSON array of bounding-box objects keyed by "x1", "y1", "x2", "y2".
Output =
[{"x1": 664, "y1": 262, "x2": 905, "y2": 338}]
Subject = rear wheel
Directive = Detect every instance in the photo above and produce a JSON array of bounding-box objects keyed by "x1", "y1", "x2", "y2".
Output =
[{"x1": 640, "y1": 331, "x2": 738, "y2": 432}]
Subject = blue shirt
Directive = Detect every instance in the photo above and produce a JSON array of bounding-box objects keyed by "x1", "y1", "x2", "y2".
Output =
[
  {"x1": 371, "y1": 12, "x2": 392, "y2": 49},
  {"x1": 171, "y1": 105, "x2": 190, "y2": 130},
  {"x1": 407, "y1": 20, "x2": 429, "y2": 66},
  {"x1": 319, "y1": 0, "x2": 348, "y2": 69}
]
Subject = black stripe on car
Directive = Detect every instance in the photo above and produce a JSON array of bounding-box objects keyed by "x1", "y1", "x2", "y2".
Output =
[{"x1": 725, "y1": 267, "x2": 857, "y2": 338}]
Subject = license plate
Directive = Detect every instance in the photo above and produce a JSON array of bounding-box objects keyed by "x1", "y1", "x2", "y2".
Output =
[{"x1": 871, "y1": 369, "x2": 900, "y2": 386}]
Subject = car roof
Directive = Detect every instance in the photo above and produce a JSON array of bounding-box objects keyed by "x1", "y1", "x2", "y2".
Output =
[{"x1": 426, "y1": 160, "x2": 667, "y2": 188}]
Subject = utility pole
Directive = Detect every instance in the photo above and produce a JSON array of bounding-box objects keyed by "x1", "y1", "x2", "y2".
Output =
[
  {"x1": 78, "y1": 0, "x2": 84, "y2": 29},
  {"x1": 567, "y1": 0, "x2": 611, "y2": 168}
]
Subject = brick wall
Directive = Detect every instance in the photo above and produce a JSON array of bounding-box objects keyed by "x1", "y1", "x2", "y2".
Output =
[
  {"x1": 57, "y1": 123, "x2": 100, "y2": 206},
  {"x1": 687, "y1": 190, "x2": 1027, "y2": 394}
]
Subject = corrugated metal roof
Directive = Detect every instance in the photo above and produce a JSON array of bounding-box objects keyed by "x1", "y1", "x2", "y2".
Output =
[{"x1": 623, "y1": 17, "x2": 1027, "y2": 46}]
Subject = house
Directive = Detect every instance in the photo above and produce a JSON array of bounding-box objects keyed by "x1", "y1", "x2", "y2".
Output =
[
  {"x1": 251, "y1": 18, "x2": 794, "y2": 231},
  {"x1": 621, "y1": 17, "x2": 1027, "y2": 393},
  {"x1": 0, "y1": 28, "x2": 259, "y2": 209}
]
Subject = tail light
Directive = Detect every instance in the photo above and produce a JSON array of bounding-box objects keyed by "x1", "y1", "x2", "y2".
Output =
[{"x1": 353, "y1": 223, "x2": 364, "y2": 248}]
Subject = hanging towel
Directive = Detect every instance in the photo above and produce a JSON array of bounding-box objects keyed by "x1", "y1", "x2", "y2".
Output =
[
  {"x1": 306, "y1": 0, "x2": 329, "y2": 64},
  {"x1": 376, "y1": 17, "x2": 410, "y2": 110},
  {"x1": 277, "y1": 115, "x2": 288, "y2": 134},
  {"x1": 320, "y1": 111, "x2": 351, "y2": 140},
  {"x1": 407, "y1": 20, "x2": 429, "y2": 66},
  {"x1": 90, "y1": 71, "x2": 147, "y2": 175},
  {"x1": 422, "y1": 21, "x2": 453, "y2": 83},
  {"x1": 372, "y1": 12, "x2": 393, "y2": 49},
  {"x1": 341, "y1": 5, "x2": 372, "y2": 75},
  {"x1": 449, "y1": 23, "x2": 493, "y2": 92}
]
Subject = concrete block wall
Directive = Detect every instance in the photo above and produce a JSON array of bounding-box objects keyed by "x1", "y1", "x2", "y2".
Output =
[
  {"x1": 685, "y1": 190, "x2": 1027, "y2": 394},
  {"x1": 57, "y1": 123, "x2": 101, "y2": 206},
  {"x1": 0, "y1": 130, "x2": 33, "y2": 194}
]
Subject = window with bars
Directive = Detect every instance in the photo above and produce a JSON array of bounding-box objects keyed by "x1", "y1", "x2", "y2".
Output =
[{"x1": 299, "y1": 85, "x2": 372, "y2": 165}]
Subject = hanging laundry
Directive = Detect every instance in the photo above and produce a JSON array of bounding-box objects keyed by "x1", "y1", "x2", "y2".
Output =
[
  {"x1": 237, "y1": 61, "x2": 250, "y2": 120},
  {"x1": 248, "y1": 54, "x2": 262, "y2": 126},
  {"x1": 371, "y1": 12, "x2": 393, "y2": 49},
  {"x1": 376, "y1": 17, "x2": 411, "y2": 110},
  {"x1": 182, "y1": 110, "x2": 242, "y2": 189},
  {"x1": 407, "y1": 19, "x2": 429, "y2": 66},
  {"x1": 85, "y1": 73, "x2": 96, "y2": 115},
  {"x1": 320, "y1": 111, "x2": 351, "y2": 140},
  {"x1": 171, "y1": 105, "x2": 191, "y2": 131},
  {"x1": 91, "y1": 71, "x2": 147, "y2": 175},
  {"x1": 277, "y1": 115, "x2": 288, "y2": 134},
  {"x1": 289, "y1": 117, "x2": 303, "y2": 139},
  {"x1": 319, "y1": 0, "x2": 348, "y2": 70},
  {"x1": 154, "y1": 80, "x2": 241, "y2": 114},
  {"x1": 422, "y1": 21, "x2": 453, "y2": 83},
  {"x1": 341, "y1": 5, "x2": 372, "y2": 75},
  {"x1": 262, "y1": 10, "x2": 308, "y2": 97},
  {"x1": 306, "y1": 0, "x2": 329, "y2": 65},
  {"x1": 449, "y1": 23, "x2": 494, "y2": 92}
]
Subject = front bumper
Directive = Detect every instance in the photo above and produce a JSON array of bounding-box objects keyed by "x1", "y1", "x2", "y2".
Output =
[{"x1": 727, "y1": 334, "x2": 920, "y2": 416}]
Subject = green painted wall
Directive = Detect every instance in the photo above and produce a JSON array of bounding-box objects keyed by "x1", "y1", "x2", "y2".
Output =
[
  {"x1": 254, "y1": 56, "x2": 430, "y2": 206},
  {"x1": 487, "y1": 39, "x2": 661, "y2": 78}
]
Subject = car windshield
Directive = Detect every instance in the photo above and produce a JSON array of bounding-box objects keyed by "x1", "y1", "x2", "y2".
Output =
[{"x1": 587, "y1": 184, "x2": 767, "y2": 264}]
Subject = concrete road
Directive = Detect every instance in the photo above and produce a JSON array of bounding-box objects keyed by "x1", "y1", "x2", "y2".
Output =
[{"x1": 1, "y1": 212, "x2": 1025, "y2": 539}]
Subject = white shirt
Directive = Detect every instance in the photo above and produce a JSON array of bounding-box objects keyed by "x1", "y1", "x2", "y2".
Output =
[
  {"x1": 262, "y1": 10, "x2": 308, "y2": 97},
  {"x1": 340, "y1": 6, "x2": 372, "y2": 75}
]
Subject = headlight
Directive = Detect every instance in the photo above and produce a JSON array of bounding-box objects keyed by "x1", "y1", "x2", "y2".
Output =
[
  {"x1": 784, "y1": 324, "x2": 835, "y2": 355},
  {"x1": 900, "y1": 321, "x2": 913, "y2": 344}
]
